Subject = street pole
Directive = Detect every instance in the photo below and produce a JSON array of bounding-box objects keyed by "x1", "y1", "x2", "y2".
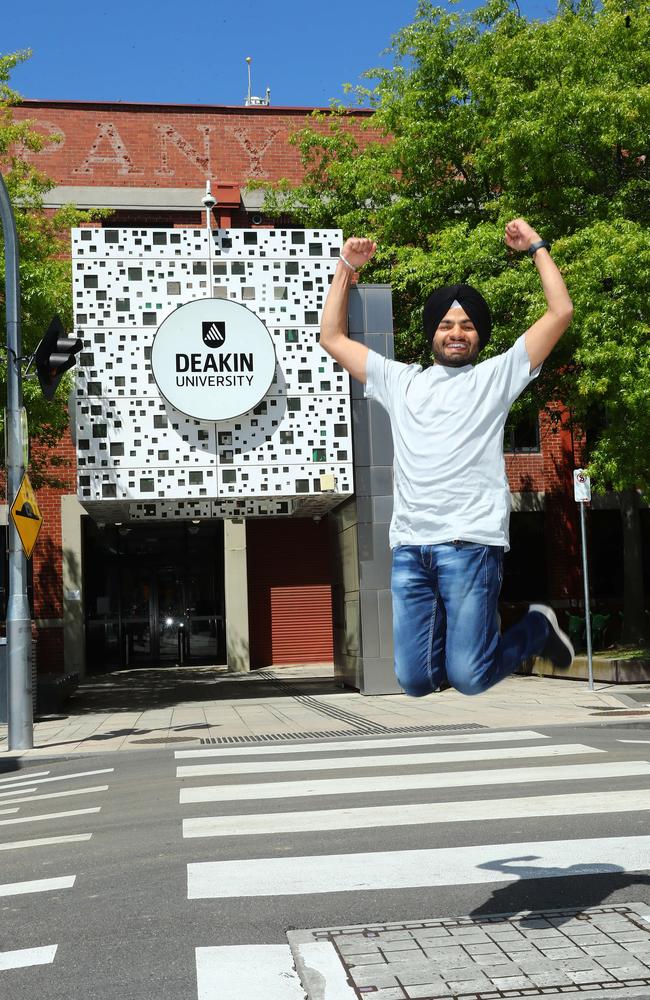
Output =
[
  {"x1": 573, "y1": 468, "x2": 594, "y2": 691},
  {"x1": 579, "y1": 501, "x2": 594, "y2": 691},
  {"x1": 0, "y1": 173, "x2": 33, "y2": 749}
]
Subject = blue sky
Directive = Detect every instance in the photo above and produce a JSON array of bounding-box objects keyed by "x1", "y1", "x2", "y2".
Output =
[{"x1": 5, "y1": 0, "x2": 559, "y2": 108}]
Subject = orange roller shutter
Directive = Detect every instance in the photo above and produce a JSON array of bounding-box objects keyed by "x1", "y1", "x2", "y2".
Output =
[{"x1": 247, "y1": 519, "x2": 333, "y2": 667}]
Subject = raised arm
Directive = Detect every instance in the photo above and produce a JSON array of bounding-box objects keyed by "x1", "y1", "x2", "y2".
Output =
[
  {"x1": 320, "y1": 237, "x2": 377, "y2": 384},
  {"x1": 505, "y1": 218, "x2": 573, "y2": 371}
]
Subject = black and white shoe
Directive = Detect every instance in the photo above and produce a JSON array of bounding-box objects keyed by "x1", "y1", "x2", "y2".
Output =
[{"x1": 529, "y1": 603, "x2": 575, "y2": 670}]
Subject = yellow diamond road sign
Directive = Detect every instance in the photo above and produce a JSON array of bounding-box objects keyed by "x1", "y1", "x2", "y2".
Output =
[{"x1": 10, "y1": 472, "x2": 43, "y2": 559}]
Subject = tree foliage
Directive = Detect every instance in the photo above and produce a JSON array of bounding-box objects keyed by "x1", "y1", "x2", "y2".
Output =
[
  {"x1": 0, "y1": 50, "x2": 101, "y2": 488},
  {"x1": 263, "y1": 0, "x2": 650, "y2": 492}
]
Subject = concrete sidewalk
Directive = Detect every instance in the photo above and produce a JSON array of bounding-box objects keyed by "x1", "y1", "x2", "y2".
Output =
[{"x1": 2, "y1": 664, "x2": 649, "y2": 758}]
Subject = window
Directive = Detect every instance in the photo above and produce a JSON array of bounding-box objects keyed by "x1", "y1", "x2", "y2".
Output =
[{"x1": 504, "y1": 415, "x2": 540, "y2": 453}]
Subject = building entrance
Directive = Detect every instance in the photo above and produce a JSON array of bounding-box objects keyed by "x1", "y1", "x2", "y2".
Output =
[{"x1": 84, "y1": 520, "x2": 225, "y2": 672}]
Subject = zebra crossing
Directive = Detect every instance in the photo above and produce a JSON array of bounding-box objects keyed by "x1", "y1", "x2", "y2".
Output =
[
  {"x1": 175, "y1": 727, "x2": 650, "y2": 999},
  {"x1": 0, "y1": 764, "x2": 113, "y2": 977}
]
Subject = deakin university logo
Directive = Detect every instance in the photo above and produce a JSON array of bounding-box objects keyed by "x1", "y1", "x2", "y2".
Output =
[{"x1": 202, "y1": 321, "x2": 226, "y2": 347}]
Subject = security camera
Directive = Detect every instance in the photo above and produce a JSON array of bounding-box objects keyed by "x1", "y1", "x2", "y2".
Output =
[{"x1": 202, "y1": 192, "x2": 216, "y2": 210}]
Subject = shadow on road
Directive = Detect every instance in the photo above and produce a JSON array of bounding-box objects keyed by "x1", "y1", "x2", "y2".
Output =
[{"x1": 471, "y1": 856, "x2": 650, "y2": 924}]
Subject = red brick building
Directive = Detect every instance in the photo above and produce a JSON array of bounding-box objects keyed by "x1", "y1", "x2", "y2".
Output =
[{"x1": 3, "y1": 99, "x2": 607, "y2": 680}]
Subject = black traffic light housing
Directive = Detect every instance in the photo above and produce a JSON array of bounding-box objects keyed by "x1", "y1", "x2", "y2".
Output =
[{"x1": 35, "y1": 315, "x2": 83, "y2": 400}]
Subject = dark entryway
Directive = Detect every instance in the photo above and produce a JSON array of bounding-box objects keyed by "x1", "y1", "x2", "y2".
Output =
[{"x1": 84, "y1": 520, "x2": 225, "y2": 672}]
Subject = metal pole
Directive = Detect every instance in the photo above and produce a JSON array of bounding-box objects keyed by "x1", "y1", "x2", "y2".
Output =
[
  {"x1": 579, "y1": 501, "x2": 594, "y2": 691},
  {"x1": 0, "y1": 173, "x2": 33, "y2": 749}
]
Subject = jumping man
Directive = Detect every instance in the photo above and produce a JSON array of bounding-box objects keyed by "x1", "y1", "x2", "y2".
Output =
[{"x1": 320, "y1": 218, "x2": 575, "y2": 697}]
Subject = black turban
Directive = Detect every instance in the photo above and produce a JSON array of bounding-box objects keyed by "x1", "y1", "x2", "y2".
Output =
[{"x1": 422, "y1": 283, "x2": 492, "y2": 350}]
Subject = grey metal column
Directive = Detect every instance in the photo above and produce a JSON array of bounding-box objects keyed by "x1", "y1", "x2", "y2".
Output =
[
  {"x1": 0, "y1": 174, "x2": 33, "y2": 748},
  {"x1": 331, "y1": 284, "x2": 400, "y2": 695}
]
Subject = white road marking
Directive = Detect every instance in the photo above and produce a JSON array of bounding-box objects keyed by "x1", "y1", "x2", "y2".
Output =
[
  {"x1": 0, "y1": 807, "x2": 101, "y2": 827},
  {"x1": 0, "y1": 833, "x2": 92, "y2": 852},
  {"x1": 188, "y1": 834, "x2": 650, "y2": 898},
  {"x1": 195, "y1": 945, "x2": 305, "y2": 1000},
  {"x1": 0, "y1": 768, "x2": 113, "y2": 791},
  {"x1": 0, "y1": 876, "x2": 75, "y2": 897},
  {"x1": 0, "y1": 785, "x2": 109, "y2": 807},
  {"x1": 0, "y1": 945, "x2": 57, "y2": 971},
  {"x1": 0, "y1": 787, "x2": 37, "y2": 799},
  {"x1": 0, "y1": 771, "x2": 49, "y2": 785},
  {"x1": 618, "y1": 739, "x2": 650, "y2": 744},
  {"x1": 180, "y1": 759, "x2": 650, "y2": 804},
  {"x1": 175, "y1": 730, "x2": 549, "y2": 759},
  {"x1": 0, "y1": 809, "x2": 19, "y2": 816},
  {"x1": 293, "y1": 942, "x2": 358, "y2": 1000},
  {"x1": 177, "y1": 743, "x2": 601, "y2": 778},
  {"x1": 182, "y1": 788, "x2": 650, "y2": 839}
]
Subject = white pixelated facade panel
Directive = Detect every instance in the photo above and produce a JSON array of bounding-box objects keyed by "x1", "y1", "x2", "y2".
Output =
[{"x1": 72, "y1": 226, "x2": 353, "y2": 515}]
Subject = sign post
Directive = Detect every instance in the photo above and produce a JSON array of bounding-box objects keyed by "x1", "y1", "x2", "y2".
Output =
[
  {"x1": 574, "y1": 469, "x2": 594, "y2": 691},
  {"x1": 0, "y1": 174, "x2": 33, "y2": 749}
]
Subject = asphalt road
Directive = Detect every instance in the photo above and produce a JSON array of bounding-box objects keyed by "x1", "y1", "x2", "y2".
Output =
[{"x1": 3, "y1": 719, "x2": 650, "y2": 999}]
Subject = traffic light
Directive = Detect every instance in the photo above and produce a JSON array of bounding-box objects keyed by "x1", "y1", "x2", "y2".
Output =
[{"x1": 35, "y1": 315, "x2": 83, "y2": 400}]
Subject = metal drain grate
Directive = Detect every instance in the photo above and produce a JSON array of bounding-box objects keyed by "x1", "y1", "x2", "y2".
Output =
[
  {"x1": 593, "y1": 710, "x2": 650, "y2": 717},
  {"x1": 200, "y1": 722, "x2": 484, "y2": 744}
]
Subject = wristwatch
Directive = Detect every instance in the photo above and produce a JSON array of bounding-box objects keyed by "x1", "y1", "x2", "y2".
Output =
[{"x1": 527, "y1": 239, "x2": 551, "y2": 258}]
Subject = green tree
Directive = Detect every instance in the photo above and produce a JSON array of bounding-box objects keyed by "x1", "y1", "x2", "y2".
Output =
[
  {"x1": 0, "y1": 50, "x2": 100, "y2": 488},
  {"x1": 264, "y1": 0, "x2": 650, "y2": 641}
]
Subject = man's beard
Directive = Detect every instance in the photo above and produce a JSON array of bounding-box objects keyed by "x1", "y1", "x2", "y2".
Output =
[{"x1": 432, "y1": 342, "x2": 480, "y2": 367}]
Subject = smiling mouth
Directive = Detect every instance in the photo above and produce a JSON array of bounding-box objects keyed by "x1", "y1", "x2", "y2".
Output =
[{"x1": 446, "y1": 341, "x2": 469, "y2": 350}]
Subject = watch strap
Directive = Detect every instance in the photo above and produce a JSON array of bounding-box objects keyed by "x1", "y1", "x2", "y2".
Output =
[{"x1": 527, "y1": 239, "x2": 551, "y2": 258}]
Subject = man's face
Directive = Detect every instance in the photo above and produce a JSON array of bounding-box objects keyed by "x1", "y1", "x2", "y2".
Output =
[{"x1": 431, "y1": 306, "x2": 481, "y2": 367}]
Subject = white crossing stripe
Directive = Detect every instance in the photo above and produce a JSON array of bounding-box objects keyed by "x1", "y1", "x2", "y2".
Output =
[
  {"x1": 188, "y1": 834, "x2": 650, "y2": 898},
  {"x1": 180, "y1": 759, "x2": 650, "y2": 804},
  {"x1": 176, "y1": 743, "x2": 601, "y2": 778},
  {"x1": 0, "y1": 833, "x2": 92, "y2": 852},
  {"x1": 0, "y1": 876, "x2": 75, "y2": 897},
  {"x1": 182, "y1": 788, "x2": 650, "y2": 839},
  {"x1": 0, "y1": 809, "x2": 19, "y2": 816},
  {"x1": 293, "y1": 942, "x2": 358, "y2": 999},
  {"x1": 0, "y1": 945, "x2": 57, "y2": 971},
  {"x1": 0, "y1": 771, "x2": 49, "y2": 785},
  {"x1": 0, "y1": 787, "x2": 37, "y2": 799},
  {"x1": 0, "y1": 768, "x2": 113, "y2": 791},
  {"x1": 0, "y1": 807, "x2": 101, "y2": 827},
  {"x1": 195, "y1": 945, "x2": 305, "y2": 1000},
  {"x1": 176, "y1": 729, "x2": 549, "y2": 759},
  {"x1": 0, "y1": 785, "x2": 109, "y2": 807}
]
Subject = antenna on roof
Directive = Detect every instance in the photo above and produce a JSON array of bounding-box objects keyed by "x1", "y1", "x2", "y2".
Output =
[{"x1": 244, "y1": 56, "x2": 271, "y2": 107}]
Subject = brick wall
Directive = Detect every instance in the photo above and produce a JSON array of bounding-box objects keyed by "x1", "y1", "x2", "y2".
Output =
[
  {"x1": 31, "y1": 431, "x2": 76, "y2": 672},
  {"x1": 12, "y1": 101, "x2": 374, "y2": 189}
]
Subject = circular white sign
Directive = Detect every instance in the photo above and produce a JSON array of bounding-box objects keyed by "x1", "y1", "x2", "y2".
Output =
[{"x1": 151, "y1": 298, "x2": 276, "y2": 421}]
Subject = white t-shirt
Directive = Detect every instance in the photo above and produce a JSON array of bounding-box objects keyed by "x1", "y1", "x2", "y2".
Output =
[{"x1": 364, "y1": 334, "x2": 540, "y2": 551}]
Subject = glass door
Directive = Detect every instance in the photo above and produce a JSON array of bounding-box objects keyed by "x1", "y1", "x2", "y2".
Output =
[
  {"x1": 155, "y1": 567, "x2": 186, "y2": 664},
  {"x1": 121, "y1": 565, "x2": 153, "y2": 667}
]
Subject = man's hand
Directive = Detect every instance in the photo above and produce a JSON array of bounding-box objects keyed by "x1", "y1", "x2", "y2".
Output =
[
  {"x1": 504, "y1": 218, "x2": 541, "y2": 253},
  {"x1": 341, "y1": 237, "x2": 377, "y2": 270}
]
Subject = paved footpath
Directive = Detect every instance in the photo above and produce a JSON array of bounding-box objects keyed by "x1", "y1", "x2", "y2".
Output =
[{"x1": 1, "y1": 664, "x2": 649, "y2": 757}]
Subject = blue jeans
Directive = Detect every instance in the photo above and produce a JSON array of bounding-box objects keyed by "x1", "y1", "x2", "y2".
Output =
[{"x1": 391, "y1": 543, "x2": 550, "y2": 697}]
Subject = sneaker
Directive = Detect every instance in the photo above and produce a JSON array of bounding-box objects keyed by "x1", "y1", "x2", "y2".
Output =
[{"x1": 529, "y1": 603, "x2": 575, "y2": 670}]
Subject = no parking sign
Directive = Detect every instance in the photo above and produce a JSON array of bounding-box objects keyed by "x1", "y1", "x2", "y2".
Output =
[{"x1": 573, "y1": 468, "x2": 591, "y2": 503}]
